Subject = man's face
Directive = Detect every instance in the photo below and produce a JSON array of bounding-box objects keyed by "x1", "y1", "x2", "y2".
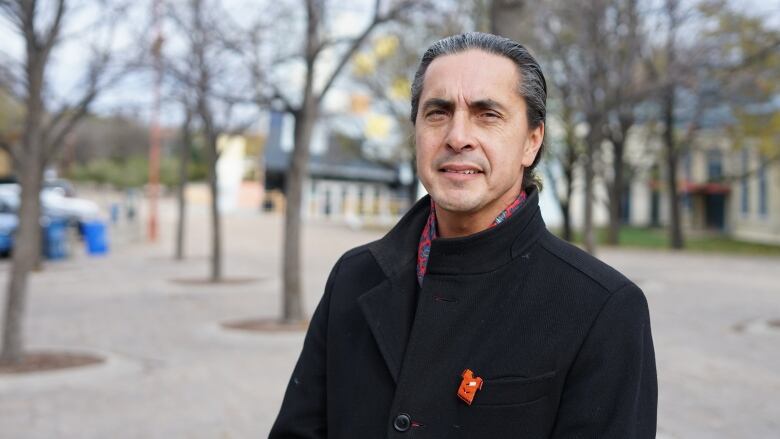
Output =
[{"x1": 415, "y1": 49, "x2": 543, "y2": 216}]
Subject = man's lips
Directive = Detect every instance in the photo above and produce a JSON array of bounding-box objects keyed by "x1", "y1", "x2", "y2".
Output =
[{"x1": 439, "y1": 164, "x2": 483, "y2": 175}]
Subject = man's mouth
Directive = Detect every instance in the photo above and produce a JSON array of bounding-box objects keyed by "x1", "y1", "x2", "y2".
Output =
[
  {"x1": 439, "y1": 165, "x2": 483, "y2": 175},
  {"x1": 443, "y1": 169, "x2": 480, "y2": 174}
]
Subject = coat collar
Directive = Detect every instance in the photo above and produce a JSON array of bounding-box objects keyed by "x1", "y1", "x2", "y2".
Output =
[
  {"x1": 368, "y1": 186, "x2": 545, "y2": 278},
  {"x1": 358, "y1": 187, "x2": 545, "y2": 383},
  {"x1": 427, "y1": 187, "x2": 545, "y2": 275}
]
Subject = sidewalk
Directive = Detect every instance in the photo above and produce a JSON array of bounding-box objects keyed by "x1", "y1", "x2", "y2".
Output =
[{"x1": 0, "y1": 197, "x2": 778, "y2": 438}]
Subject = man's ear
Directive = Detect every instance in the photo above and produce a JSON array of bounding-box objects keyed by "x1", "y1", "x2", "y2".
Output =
[{"x1": 521, "y1": 122, "x2": 544, "y2": 167}]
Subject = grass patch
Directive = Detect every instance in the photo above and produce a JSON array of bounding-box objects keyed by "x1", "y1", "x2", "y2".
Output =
[{"x1": 557, "y1": 226, "x2": 780, "y2": 256}]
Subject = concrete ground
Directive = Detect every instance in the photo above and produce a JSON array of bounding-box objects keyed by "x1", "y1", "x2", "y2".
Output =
[{"x1": 0, "y1": 196, "x2": 778, "y2": 438}]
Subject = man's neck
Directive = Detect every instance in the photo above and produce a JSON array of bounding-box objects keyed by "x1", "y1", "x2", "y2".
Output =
[{"x1": 435, "y1": 189, "x2": 523, "y2": 239}]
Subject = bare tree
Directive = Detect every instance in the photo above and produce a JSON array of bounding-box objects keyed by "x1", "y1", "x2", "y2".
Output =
[
  {"x1": 165, "y1": 0, "x2": 254, "y2": 280},
  {"x1": 646, "y1": 0, "x2": 714, "y2": 249},
  {"x1": 533, "y1": 0, "x2": 648, "y2": 249},
  {"x1": 601, "y1": 0, "x2": 645, "y2": 245},
  {"x1": 659, "y1": 0, "x2": 685, "y2": 249},
  {"x1": 174, "y1": 106, "x2": 193, "y2": 261},
  {"x1": 251, "y1": 0, "x2": 422, "y2": 323},
  {"x1": 0, "y1": 0, "x2": 131, "y2": 363},
  {"x1": 544, "y1": 90, "x2": 581, "y2": 242},
  {"x1": 532, "y1": 1, "x2": 586, "y2": 242},
  {"x1": 509, "y1": 0, "x2": 607, "y2": 252},
  {"x1": 569, "y1": 0, "x2": 611, "y2": 254}
]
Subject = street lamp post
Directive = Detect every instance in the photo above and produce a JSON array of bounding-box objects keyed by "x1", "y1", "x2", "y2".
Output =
[{"x1": 148, "y1": 0, "x2": 164, "y2": 241}]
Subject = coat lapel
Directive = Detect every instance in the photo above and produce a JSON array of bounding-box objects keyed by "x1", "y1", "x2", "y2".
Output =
[
  {"x1": 357, "y1": 260, "x2": 418, "y2": 384},
  {"x1": 355, "y1": 196, "x2": 430, "y2": 384}
]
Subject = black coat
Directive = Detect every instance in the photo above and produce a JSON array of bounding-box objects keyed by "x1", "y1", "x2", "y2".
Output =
[{"x1": 270, "y1": 188, "x2": 657, "y2": 438}]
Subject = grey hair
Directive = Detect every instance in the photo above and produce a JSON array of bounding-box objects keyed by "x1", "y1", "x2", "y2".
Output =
[{"x1": 410, "y1": 32, "x2": 547, "y2": 190}]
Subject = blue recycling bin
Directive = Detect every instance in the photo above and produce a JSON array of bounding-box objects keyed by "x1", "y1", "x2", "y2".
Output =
[
  {"x1": 0, "y1": 213, "x2": 16, "y2": 256},
  {"x1": 0, "y1": 232, "x2": 13, "y2": 256},
  {"x1": 81, "y1": 220, "x2": 109, "y2": 255},
  {"x1": 43, "y1": 218, "x2": 69, "y2": 260}
]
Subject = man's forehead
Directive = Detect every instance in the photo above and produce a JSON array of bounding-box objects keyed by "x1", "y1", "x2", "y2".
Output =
[{"x1": 420, "y1": 49, "x2": 520, "y2": 102}]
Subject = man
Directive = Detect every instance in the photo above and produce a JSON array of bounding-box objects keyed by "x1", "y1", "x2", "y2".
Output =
[{"x1": 270, "y1": 32, "x2": 657, "y2": 438}]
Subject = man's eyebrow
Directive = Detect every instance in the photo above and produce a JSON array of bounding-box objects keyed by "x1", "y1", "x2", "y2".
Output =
[
  {"x1": 420, "y1": 97, "x2": 509, "y2": 114},
  {"x1": 421, "y1": 98, "x2": 454, "y2": 112},
  {"x1": 469, "y1": 99, "x2": 508, "y2": 113}
]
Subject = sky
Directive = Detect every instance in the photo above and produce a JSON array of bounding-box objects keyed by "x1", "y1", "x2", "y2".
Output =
[
  {"x1": 2, "y1": 0, "x2": 778, "y2": 124},
  {"x1": 0, "y1": 0, "x2": 380, "y2": 125}
]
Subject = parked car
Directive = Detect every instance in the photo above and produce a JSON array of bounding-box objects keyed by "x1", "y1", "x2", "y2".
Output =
[
  {"x1": 0, "y1": 181, "x2": 103, "y2": 258},
  {"x1": 40, "y1": 187, "x2": 101, "y2": 223},
  {"x1": 0, "y1": 182, "x2": 100, "y2": 223}
]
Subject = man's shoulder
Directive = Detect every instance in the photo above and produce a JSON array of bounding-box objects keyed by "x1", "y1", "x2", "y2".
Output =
[
  {"x1": 322, "y1": 239, "x2": 399, "y2": 305},
  {"x1": 536, "y1": 231, "x2": 633, "y2": 296},
  {"x1": 336, "y1": 241, "x2": 377, "y2": 268},
  {"x1": 330, "y1": 239, "x2": 390, "y2": 282}
]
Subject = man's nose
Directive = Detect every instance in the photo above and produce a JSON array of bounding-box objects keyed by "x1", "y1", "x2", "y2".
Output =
[{"x1": 445, "y1": 110, "x2": 475, "y2": 152}]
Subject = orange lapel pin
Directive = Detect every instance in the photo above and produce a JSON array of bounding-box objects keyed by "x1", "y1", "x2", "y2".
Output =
[{"x1": 457, "y1": 369, "x2": 483, "y2": 405}]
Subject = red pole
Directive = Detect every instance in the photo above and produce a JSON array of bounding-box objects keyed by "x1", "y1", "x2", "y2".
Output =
[{"x1": 148, "y1": 0, "x2": 163, "y2": 241}]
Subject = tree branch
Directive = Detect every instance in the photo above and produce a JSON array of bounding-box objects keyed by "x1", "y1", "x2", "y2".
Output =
[
  {"x1": 313, "y1": 36, "x2": 355, "y2": 57},
  {"x1": 21, "y1": 0, "x2": 38, "y2": 50},
  {"x1": 0, "y1": 1, "x2": 23, "y2": 31},
  {"x1": 43, "y1": 87, "x2": 96, "y2": 165},
  {"x1": 267, "y1": 84, "x2": 297, "y2": 114},
  {"x1": 318, "y1": 0, "x2": 418, "y2": 100},
  {"x1": 42, "y1": 48, "x2": 122, "y2": 162},
  {"x1": 42, "y1": 0, "x2": 66, "y2": 52}
]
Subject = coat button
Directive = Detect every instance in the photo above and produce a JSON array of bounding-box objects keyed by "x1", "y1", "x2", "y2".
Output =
[{"x1": 393, "y1": 413, "x2": 411, "y2": 432}]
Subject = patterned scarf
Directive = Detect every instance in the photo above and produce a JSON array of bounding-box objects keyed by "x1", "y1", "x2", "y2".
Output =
[{"x1": 416, "y1": 191, "x2": 527, "y2": 286}]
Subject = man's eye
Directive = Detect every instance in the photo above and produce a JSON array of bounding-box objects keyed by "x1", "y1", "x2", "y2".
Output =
[
  {"x1": 481, "y1": 111, "x2": 500, "y2": 119},
  {"x1": 426, "y1": 110, "x2": 447, "y2": 119}
]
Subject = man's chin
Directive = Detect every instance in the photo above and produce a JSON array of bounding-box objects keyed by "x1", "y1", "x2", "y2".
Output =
[{"x1": 431, "y1": 193, "x2": 484, "y2": 214}]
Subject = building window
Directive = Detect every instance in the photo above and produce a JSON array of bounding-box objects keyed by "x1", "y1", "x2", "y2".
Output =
[
  {"x1": 682, "y1": 151, "x2": 693, "y2": 210},
  {"x1": 759, "y1": 158, "x2": 768, "y2": 216},
  {"x1": 707, "y1": 149, "x2": 723, "y2": 181},
  {"x1": 741, "y1": 149, "x2": 749, "y2": 215},
  {"x1": 683, "y1": 151, "x2": 692, "y2": 180}
]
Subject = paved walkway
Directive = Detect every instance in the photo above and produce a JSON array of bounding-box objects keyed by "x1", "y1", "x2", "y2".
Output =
[{"x1": 0, "y1": 197, "x2": 778, "y2": 438}]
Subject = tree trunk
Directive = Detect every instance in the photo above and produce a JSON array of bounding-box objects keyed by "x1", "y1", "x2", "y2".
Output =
[
  {"x1": 205, "y1": 134, "x2": 222, "y2": 281},
  {"x1": 1, "y1": 157, "x2": 43, "y2": 363},
  {"x1": 663, "y1": 85, "x2": 684, "y2": 249},
  {"x1": 583, "y1": 117, "x2": 601, "y2": 254},
  {"x1": 561, "y1": 137, "x2": 576, "y2": 242},
  {"x1": 1, "y1": 0, "x2": 108, "y2": 364},
  {"x1": 607, "y1": 138, "x2": 625, "y2": 245},
  {"x1": 277, "y1": 0, "x2": 406, "y2": 322},
  {"x1": 283, "y1": 108, "x2": 316, "y2": 323},
  {"x1": 559, "y1": 200, "x2": 571, "y2": 242},
  {"x1": 281, "y1": 0, "x2": 321, "y2": 323},
  {"x1": 548, "y1": 161, "x2": 574, "y2": 242},
  {"x1": 583, "y1": 150, "x2": 596, "y2": 253},
  {"x1": 1, "y1": 44, "x2": 47, "y2": 363},
  {"x1": 174, "y1": 114, "x2": 191, "y2": 261}
]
